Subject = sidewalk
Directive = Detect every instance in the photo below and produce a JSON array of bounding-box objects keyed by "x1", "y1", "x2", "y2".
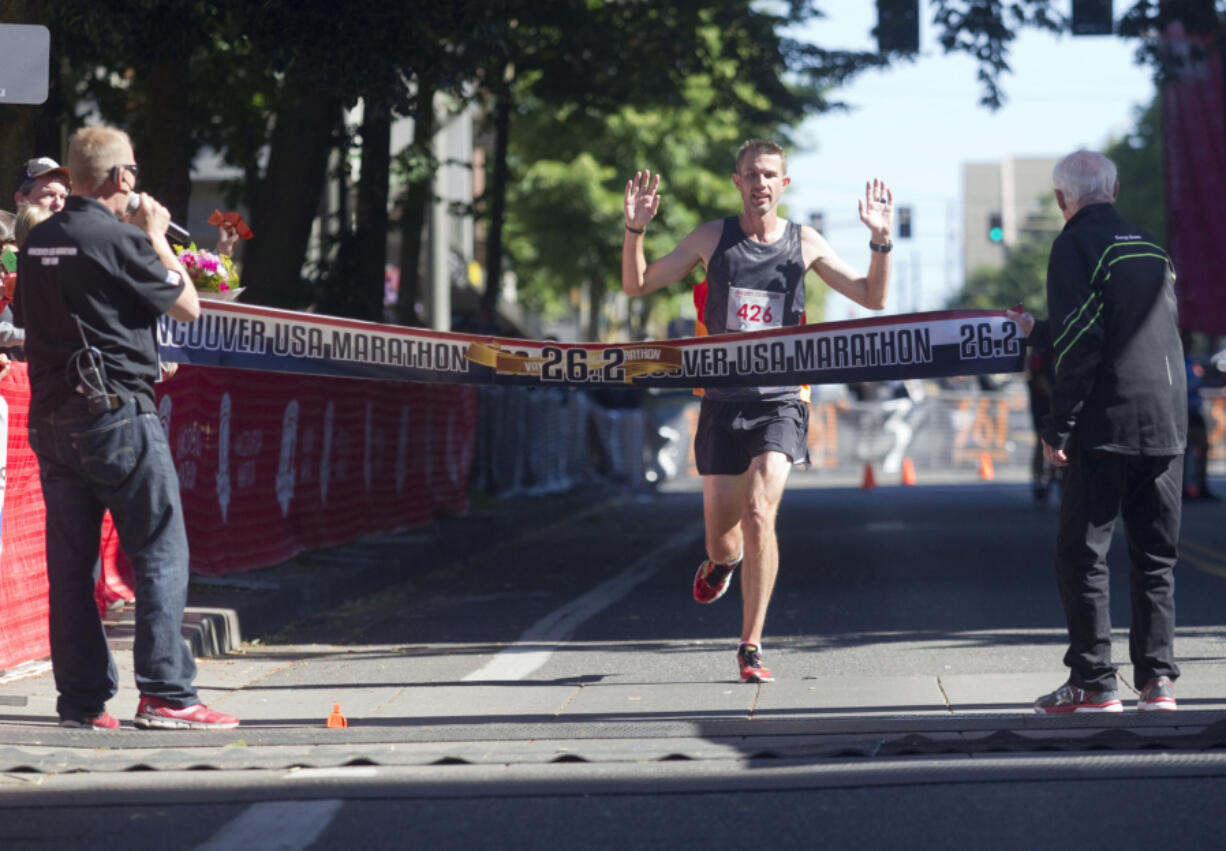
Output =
[
  {"x1": 2, "y1": 659, "x2": 1225, "y2": 787},
  {"x1": 0, "y1": 484, "x2": 625, "y2": 709},
  {"x1": 145, "y1": 484, "x2": 632, "y2": 658},
  {"x1": 2, "y1": 480, "x2": 1225, "y2": 788}
]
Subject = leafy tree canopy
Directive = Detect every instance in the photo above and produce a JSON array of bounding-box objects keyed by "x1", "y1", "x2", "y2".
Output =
[
  {"x1": 1, "y1": 1, "x2": 1212, "y2": 327},
  {"x1": 1104, "y1": 96, "x2": 1165, "y2": 241}
]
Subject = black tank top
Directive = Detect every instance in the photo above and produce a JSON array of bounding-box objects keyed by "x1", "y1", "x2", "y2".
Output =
[{"x1": 703, "y1": 216, "x2": 806, "y2": 401}]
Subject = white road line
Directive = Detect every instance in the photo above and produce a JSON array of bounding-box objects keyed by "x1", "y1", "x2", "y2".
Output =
[
  {"x1": 462, "y1": 519, "x2": 704, "y2": 682},
  {"x1": 195, "y1": 800, "x2": 344, "y2": 851}
]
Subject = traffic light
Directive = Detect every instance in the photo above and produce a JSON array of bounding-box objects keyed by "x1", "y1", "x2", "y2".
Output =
[
  {"x1": 1072, "y1": 0, "x2": 1113, "y2": 36},
  {"x1": 876, "y1": 0, "x2": 919, "y2": 53},
  {"x1": 988, "y1": 213, "x2": 1004, "y2": 243},
  {"x1": 897, "y1": 205, "x2": 912, "y2": 239}
]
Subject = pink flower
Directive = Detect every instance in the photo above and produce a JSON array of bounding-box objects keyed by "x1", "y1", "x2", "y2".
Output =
[{"x1": 174, "y1": 244, "x2": 238, "y2": 294}]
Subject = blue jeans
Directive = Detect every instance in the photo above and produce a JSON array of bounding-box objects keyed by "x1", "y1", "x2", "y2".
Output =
[{"x1": 28, "y1": 396, "x2": 198, "y2": 719}]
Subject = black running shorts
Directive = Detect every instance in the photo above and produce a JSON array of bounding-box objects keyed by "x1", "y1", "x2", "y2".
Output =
[{"x1": 694, "y1": 397, "x2": 810, "y2": 476}]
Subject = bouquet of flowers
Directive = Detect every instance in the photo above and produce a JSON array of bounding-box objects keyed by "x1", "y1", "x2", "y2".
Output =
[{"x1": 174, "y1": 242, "x2": 240, "y2": 296}]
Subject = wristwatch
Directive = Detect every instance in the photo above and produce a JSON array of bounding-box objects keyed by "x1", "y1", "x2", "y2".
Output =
[{"x1": 869, "y1": 240, "x2": 893, "y2": 253}]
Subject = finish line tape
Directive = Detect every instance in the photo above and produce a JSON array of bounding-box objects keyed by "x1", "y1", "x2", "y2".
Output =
[{"x1": 159, "y1": 301, "x2": 1024, "y2": 388}]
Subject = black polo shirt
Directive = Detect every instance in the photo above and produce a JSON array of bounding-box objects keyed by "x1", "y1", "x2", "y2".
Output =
[{"x1": 14, "y1": 195, "x2": 184, "y2": 418}]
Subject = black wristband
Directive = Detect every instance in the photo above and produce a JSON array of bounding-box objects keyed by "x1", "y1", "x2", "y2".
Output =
[
  {"x1": 625, "y1": 225, "x2": 645, "y2": 234},
  {"x1": 869, "y1": 239, "x2": 893, "y2": 254}
]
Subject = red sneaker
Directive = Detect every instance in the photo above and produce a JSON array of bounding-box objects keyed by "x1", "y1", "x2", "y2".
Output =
[
  {"x1": 693, "y1": 558, "x2": 737, "y2": 604},
  {"x1": 59, "y1": 711, "x2": 120, "y2": 730},
  {"x1": 737, "y1": 643, "x2": 774, "y2": 683},
  {"x1": 134, "y1": 696, "x2": 239, "y2": 730}
]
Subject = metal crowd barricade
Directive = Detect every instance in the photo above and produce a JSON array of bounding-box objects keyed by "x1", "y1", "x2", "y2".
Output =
[
  {"x1": 472, "y1": 379, "x2": 1225, "y2": 494},
  {"x1": 472, "y1": 386, "x2": 653, "y2": 497}
]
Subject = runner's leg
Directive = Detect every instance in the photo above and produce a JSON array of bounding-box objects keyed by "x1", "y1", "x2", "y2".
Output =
[
  {"x1": 703, "y1": 473, "x2": 747, "y2": 565},
  {"x1": 737, "y1": 450, "x2": 792, "y2": 646}
]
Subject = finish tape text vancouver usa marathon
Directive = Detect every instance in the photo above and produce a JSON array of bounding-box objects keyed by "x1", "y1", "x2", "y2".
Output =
[{"x1": 158, "y1": 302, "x2": 1024, "y2": 387}]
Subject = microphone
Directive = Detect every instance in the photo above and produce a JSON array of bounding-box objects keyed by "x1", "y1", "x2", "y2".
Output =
[{"x1": 126, "y1": 193, "x2": 191, "y2": 245}]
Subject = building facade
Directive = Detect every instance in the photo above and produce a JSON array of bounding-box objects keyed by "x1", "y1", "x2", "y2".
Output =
[{"x1": 961, "y1": 155, "x2": 1060, "y2": 277}]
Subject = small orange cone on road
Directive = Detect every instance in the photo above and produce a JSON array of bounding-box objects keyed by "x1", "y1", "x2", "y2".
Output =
[
  {"x1": 326, "y1": 702, "x2": 348, "y2": 728},
  {"x1": 978, "y1": 452, "x2": 995, "y2": 481},
  {"x1": 901, "y1": 457, "x2": 916, "y2": 486},
  {"x1": 862, "y1": 462, "x2": 876, "y2": 490}
]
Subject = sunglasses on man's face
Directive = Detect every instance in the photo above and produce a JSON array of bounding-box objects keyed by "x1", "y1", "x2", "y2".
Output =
[{"x1": 110, "y1": 164, "x2": 139, "y2": 184}]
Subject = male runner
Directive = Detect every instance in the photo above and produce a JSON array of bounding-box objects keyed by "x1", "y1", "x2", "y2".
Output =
[{"x1": 621, "y1": 139, "x2": 893, "y2": 682}]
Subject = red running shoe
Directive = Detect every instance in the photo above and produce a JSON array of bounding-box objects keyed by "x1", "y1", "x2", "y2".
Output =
[
  {"x1": 134, "y1": 696, "x2": 239, "y2": 730},
  {"x1": 738, "y1": 643, "x2": 774, "y2": 683},
  {"x1": 59, "y1": 711, "x2": 120, "y2": 730},
  {"x1": 693, "y1": 558, "x2": 737, "y2": 604}
]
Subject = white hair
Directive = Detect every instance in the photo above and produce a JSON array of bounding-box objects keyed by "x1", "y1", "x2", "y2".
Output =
[{"x1": 1052, "y1": 150, "x2": 1118, "y2": 206}]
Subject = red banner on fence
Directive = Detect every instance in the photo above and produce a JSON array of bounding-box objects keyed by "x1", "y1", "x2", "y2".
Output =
[
  {"x1": 154, "y1": 366, "x2": 476, "y2": 576},
  {"x1": 0, "y1": 366, "x2": 48, "y2": 673},
  {"x1": 0, "y1": 363, "x2": 477, "y2": 671}
]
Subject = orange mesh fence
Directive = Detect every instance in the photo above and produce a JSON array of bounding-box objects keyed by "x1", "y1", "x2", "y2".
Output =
[{"x1": 0, "y1": 365, "x2": 50, "y2": 670}]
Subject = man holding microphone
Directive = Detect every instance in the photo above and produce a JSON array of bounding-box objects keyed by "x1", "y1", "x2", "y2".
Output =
[{"x1": 16, "y1": 125, "x2": 238, "y2": 730}]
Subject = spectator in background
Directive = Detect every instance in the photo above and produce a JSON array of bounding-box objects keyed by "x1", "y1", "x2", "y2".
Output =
[
  {"x1": 1025, "y1": 342, "x2": 1059, "y2": 505},
  {"x1": 15, "y1": 203, "x2": 54, "y2": 248},
  {"x1": 2, "y1": 157, "x2": 70, "y2": 356},
  {"x1": 215, "y1": 218, "x2": 239, "y2": 258},
  {"x1": 14, "y1": 157, "x2": 70, "y2": 213},
  {"x1": 2, "y1": 157, "x2": 70, "y2": 355},
  {"x1": 1182, "y1": 331, "x2": 1216, "y2": 501},
  {"x1": 0, "y1": 205, "x2": 60, "y2": 358},
  {"x1": 0, "y1": 214, "x2": 16, "y2": 377}
]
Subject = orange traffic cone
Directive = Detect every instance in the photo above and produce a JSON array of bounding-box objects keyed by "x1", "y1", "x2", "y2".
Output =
[
  {"x1": 862, "y1": 462, "x2": 876, "y2": 490},
  {"x1": 901, "y1": 457, "x2": 916, "y2": 486},
  {"x1": 326, "y1": 702, "x2": 348, "y2": 728},
  {"x1": 978, "y1": 452, "x2": 995, "y2": 481}
]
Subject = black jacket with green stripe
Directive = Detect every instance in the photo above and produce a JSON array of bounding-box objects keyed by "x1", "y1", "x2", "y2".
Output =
[{"x1": 1031, "y1": 203, "x2": 1186, "y2": 456}]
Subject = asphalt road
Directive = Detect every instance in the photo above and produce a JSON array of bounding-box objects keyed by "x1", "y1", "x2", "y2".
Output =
[{"x1": 3, "y1": 474, "x2": 1226, "y2": 849}]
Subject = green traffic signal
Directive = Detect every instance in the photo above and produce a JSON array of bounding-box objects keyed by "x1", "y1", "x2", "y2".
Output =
[{"x1": 988, "y1": 212, "x2": 1004, "y2": 243}]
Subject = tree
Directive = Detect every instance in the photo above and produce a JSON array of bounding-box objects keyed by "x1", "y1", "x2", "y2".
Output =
[
  {"x1": 929, "y1": 0, "x2": 1064, "y2": 107},
  {"x1": 236, "y1": 2, "x2": 445, "y2": 316},
  {"x1": 478, "y1": 1, "x2": 887, "y2": 327},
  {"x1": 5, "y1": 0, "x2": 1213, "y2": 330},
  {"x1": 503, "y1": 73, "x2": 750, "y2": 340},
  {"x1": 949, "y1": 191, "x2": 1061, "y2": 313},
  {"x1": 1105, "y1": 96, "x2": 1165, "y2": 241},
  {"x1": 949, "y1": 229, "x2": 1053, "y2": 315},
  {"x1": 489, "y1": 1, "x2": 891, "y2": 339},
  {"x1": 950, "y1": 85, "x2": 1168, "y2": 315}
]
